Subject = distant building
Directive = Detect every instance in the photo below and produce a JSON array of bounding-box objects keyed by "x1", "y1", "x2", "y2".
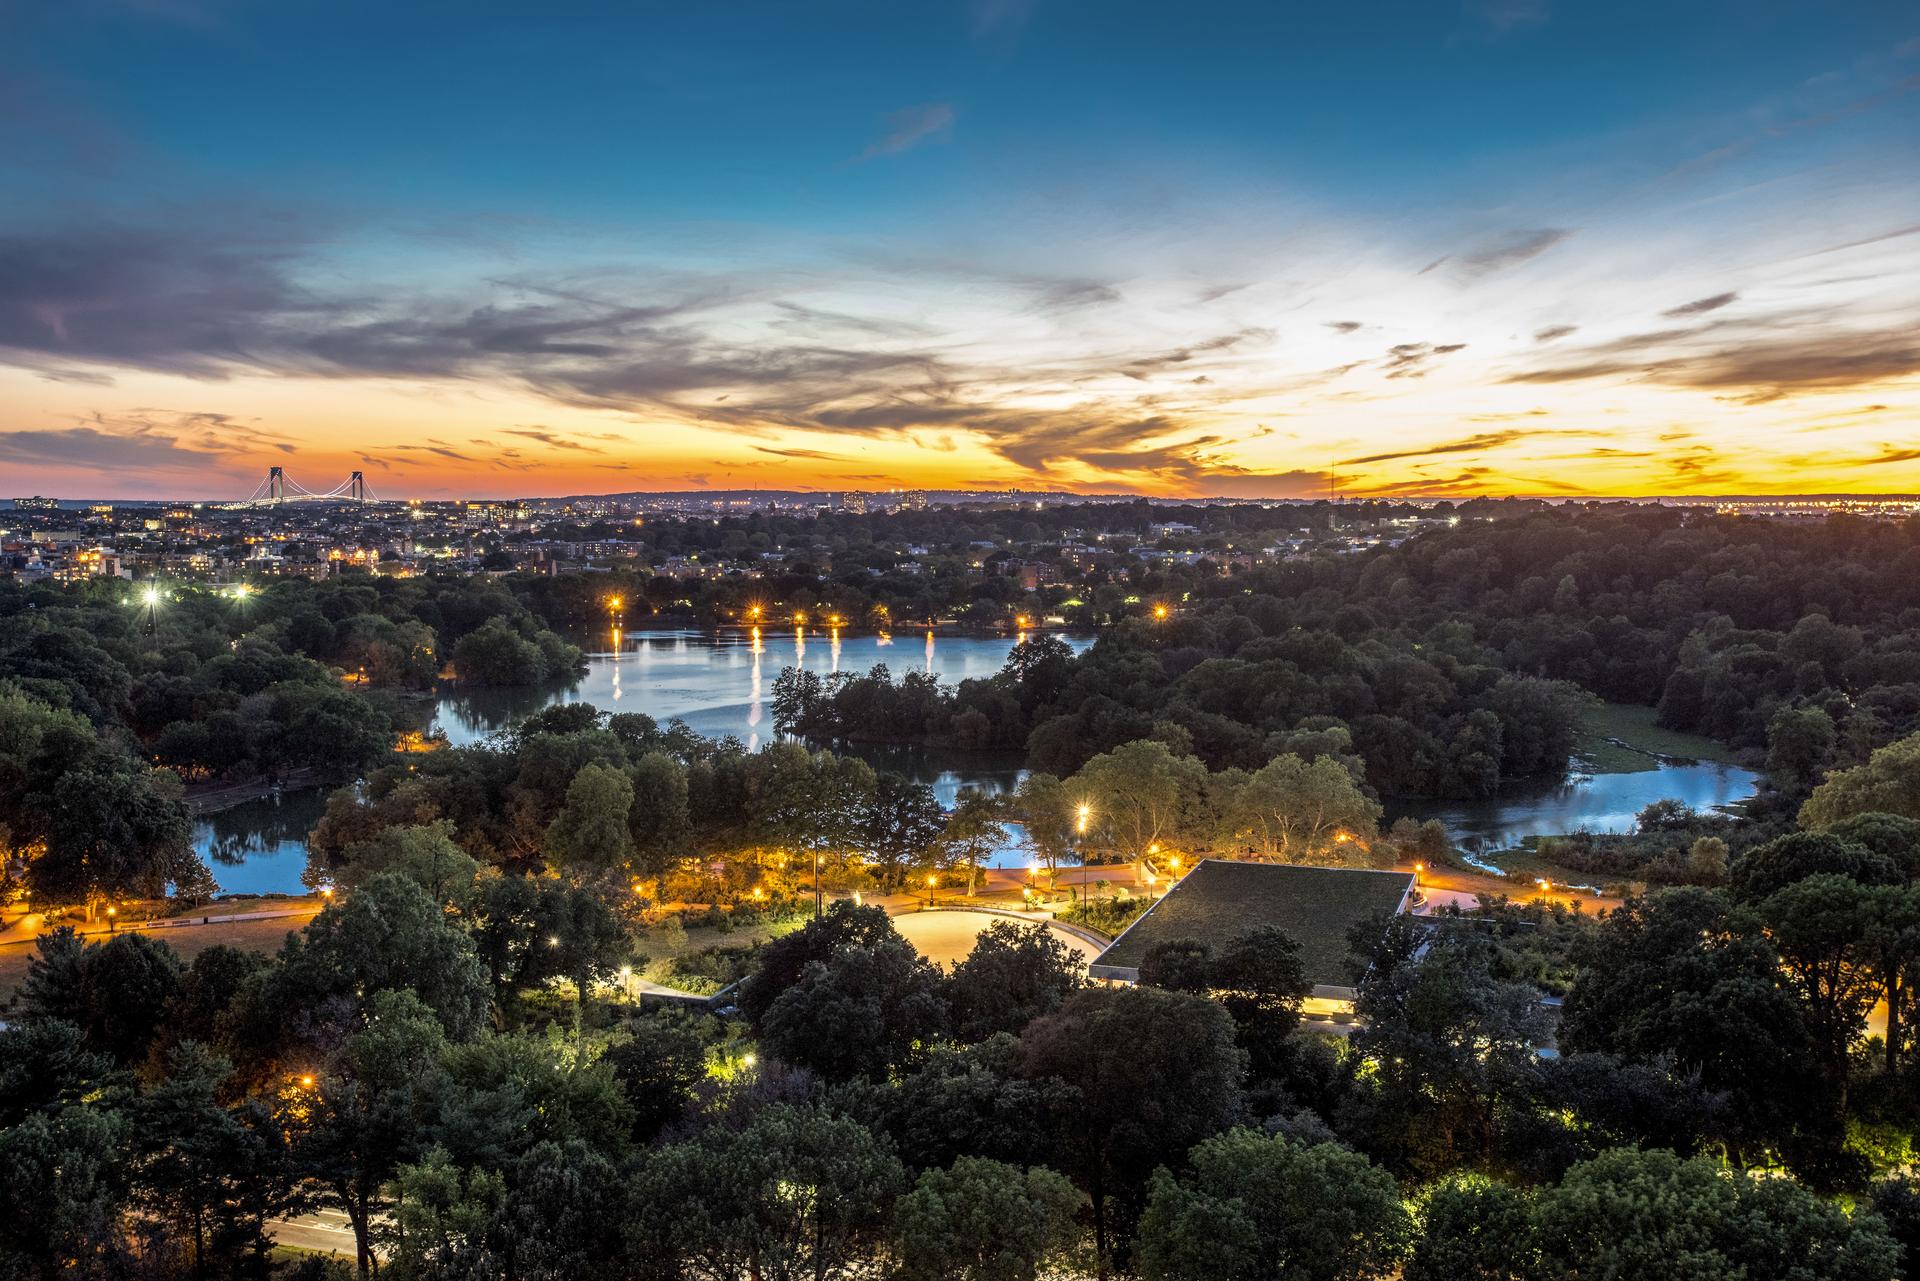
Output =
[
  {"x1": 1088, "y1": 859, "x2": 1416, "y2": 1018},
  {"x1": 12, "y1": 495, "x2": 59, "y2": 510}
]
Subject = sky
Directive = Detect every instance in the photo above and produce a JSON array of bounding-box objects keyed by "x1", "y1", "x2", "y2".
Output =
[{"x1": 1, "y1": 0, "x2": 1917, "y2": 501}]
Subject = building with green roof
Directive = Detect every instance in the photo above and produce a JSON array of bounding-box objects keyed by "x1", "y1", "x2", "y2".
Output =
[{"x1": 1088, "y1": 859, "x2": 1416, "y2": 1011}]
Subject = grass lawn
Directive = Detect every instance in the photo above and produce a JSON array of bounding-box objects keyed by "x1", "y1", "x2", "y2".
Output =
[
  {"x1": 1576, "y1": 702, "x2": 1744, "y2": 773},
  {"x1": 0, "y1": 912, "x2": 315, "y2": 1002}
]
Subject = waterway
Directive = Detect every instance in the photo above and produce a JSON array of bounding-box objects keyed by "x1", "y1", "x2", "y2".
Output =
[{"x1": 1395, "y1": 759, "x2": 1761, "y2": 862}]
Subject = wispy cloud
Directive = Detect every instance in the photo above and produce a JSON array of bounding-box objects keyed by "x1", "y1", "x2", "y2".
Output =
[
  {"x1": 856, "y1": 103, "x2": 955, "y2": 161},
  {"x1": 1662, "y1": 291, "x2": 1738, "y2": 318}
]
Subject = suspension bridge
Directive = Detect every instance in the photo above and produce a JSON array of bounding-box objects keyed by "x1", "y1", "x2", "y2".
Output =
[{"x1": 233, "y1": 467, "x2": 381, "y2": 506}]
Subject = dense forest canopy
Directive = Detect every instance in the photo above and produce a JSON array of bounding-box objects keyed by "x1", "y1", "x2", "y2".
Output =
[{"x1": 6, "y1": 507, "x2": 1920, "y2": 1278}]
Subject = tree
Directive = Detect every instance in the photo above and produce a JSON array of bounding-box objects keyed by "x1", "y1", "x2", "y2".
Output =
[
  {"x1": 1826, "y1": 812, "x2": 1920, "y2": 878},
  {"x1": 1405, "y1": 1174, "x2": 1536, "y2": 1281},
  {"x1": 939, "y1": 788, "x2": 1009, "y2": 896},
  {"x1": 1137, "y1": 938, "x2": 1215, "y2": 993},
  {"x1": 853, "y1": 1034, "x2": 1071, "y2": 1175},
  {"x1": 1013, "y1": 771, "x2": 1079, "y2": 880},
  {"x1": 453, "y1": 617, "x2": 552, "y2": 687},
  {"x1": 0, "y1": 1102, "x2": 129, "y2": 1281},
  {"x1": 946, "y1": 920, "x2": 1084, "y2": 1041},
  {"x1": 760, "y1": 936, "x2": 947, "y2": 1081},
  {"x1": 1209, "y1": 926, "x2": 1311, "y2": 1078},
  {"x1": 1687, "y1": 835, "x2": 1730, "y2": 885},
  {"x1": 291, "y1": 990, "x2": 450, "y2": 1277},
  {"x1": 892, "y1": 1156, "x2": 1083, "y2": 1281},
  {"x1": 859, "y1": 773, "x2": 946, "y2": 893},
  {"x1": 1136, "y1": 1129, "x2": 1412, "y2": 1281},
  {"x1": 1559, "y1": 889, "x2": 1830, "y2": 1168},
  {"x1": 1761, "y1": 874, "x2": 1883, "y2": 1085},
  {"x1": 32, "y1": 763, "x2": 192, "y2": 910},
  {"x1": 603, "y1": 1016, "x2": 707, "y2": 1142},
  {"x1": 339, "y1": 819, "x2": 479, "y2": 905},
  {"x1": 1073, "y1": 740, "x2": 1207, "y2": 863},
  {"x1": 1802, "y1": 733, "x2": 1920, "y2": 828},
  {"x1": 19, "y1": 928, "x2": 184, "y2": 1067},
  {"x1": 1222, "y1": 752, "x2": 1382, "y2": 862},
  {"x1": 499, "y1": 1139, "x2": 629, "y2": 1281},
  {"x1": 1017, "y1": 986, "x2": 1247, "y2": 1275},
  {"x1": 1349, "y1": 928, "x2": 1548, "y2": 1177},
  {"x1": 1769, "y1": 705, "x2": 1837, "y2": 790},
  {"x1": 627, "y1": 750, "x2": 692, "y2": 874},
  {"x1": 736, "y1": 900, "x2": 899, "y2": 1027},
  {"x1": 380, "y1": 1145, "x2": 504, "y2": 1276},
  {"x1": 632, "y1": 1104, "x2": 906, "y2": 1281},
  {"x1": 1729, "y1": 831, "x2": 1899, "y2": 903},
  {"x1": 130, "y1": 1041, "x2": 301, "y2": 1276},
  {"x1": 1866, "y1": 884, "x2": 1920, "y2": 1073},
  {"x1": 544, "y1": 762, "x2": 635, "y2": 872},
  {"x1": 273, "y1": 871, "x2": 491, "y2": 1045},
  {"x1": 1533, "y1": 1148, "x2": 1897, "y2": 1281}
]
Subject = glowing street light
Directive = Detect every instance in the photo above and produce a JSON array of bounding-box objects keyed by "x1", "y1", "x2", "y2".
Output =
[
  {"x1": 1153, "y1": 603, "x2": 1169, "y2": 620},
  {"x1": 1076, "y1": 803, "x2": 1091, "y2": 835}
]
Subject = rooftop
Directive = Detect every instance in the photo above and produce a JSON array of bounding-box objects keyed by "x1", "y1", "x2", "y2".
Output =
[{"x1": 1088, "y1": 859, "x2": 1415, "y2": 996}]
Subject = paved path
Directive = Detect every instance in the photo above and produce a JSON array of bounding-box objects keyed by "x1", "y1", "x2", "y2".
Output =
[{"x1": 892, "y1": 908, "x2": 1104, "y2": 969}]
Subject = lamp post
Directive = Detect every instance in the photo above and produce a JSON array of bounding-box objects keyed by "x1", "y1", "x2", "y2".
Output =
[
  {"x1": 813, "y1": 853, "x2": 824, "y2": 919},
  {"x1": 925, "y1": 873, "x2": 938, "y2": 909},
  {"x1": 141, "y1": 585, "x2": 160, "y2": 635},
  {"x1": 1074, "y1": 802, "x2": 1091, "y2": 908}
]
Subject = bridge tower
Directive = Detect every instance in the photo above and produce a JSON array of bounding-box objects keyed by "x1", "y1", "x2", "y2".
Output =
[
  {"x1": 267, "y1": 466, "x2": 287, "y2": 504},
  {"x1": 348, "y1": 471, "x2": 367, "y2": 501}
]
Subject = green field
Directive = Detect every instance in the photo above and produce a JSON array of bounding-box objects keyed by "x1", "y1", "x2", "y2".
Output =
[{"x1": 1575, "y1": 702, "x2": 1744, "y2": 774}]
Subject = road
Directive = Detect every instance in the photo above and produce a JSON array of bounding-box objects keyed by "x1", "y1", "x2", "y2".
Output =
[{"x1": 268, "y1": 1208, "x2": 366, "y2": 1259}]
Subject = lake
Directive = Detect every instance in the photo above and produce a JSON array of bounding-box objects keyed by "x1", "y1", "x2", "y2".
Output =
[
  {"x1": 194, "y1": 631, "x2": 1763, "y2": 896},
  {"x1": 195, "y1": 629, "x2": 1079, "y2": 895}
]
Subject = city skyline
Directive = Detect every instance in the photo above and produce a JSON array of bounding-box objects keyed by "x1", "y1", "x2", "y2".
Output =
[{"x1": 3, "y1": 1, "x2": 1918, "y2": 500}]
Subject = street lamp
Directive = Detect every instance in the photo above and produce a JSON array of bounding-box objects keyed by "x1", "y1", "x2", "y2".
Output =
[
  {"x1": 106, "y1": 905, "x2": 118, "y2": 933},
  {"x1": 925, "y1": 873, "x2": 938, "y2": 908},
  {"x1": 813, "y1": 852, "x2": 824, "y2": 919},
  {"x1": 1153, "y1": 603, "x2": 1169, "y2": 620},
  {"x1": 140, "y1": 584, "x2": 160, "y2": 635}
]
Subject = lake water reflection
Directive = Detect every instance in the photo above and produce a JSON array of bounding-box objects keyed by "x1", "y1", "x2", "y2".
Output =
[{"x1": 196, "y1": 629, "x2": 1080, "y2": 894}]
